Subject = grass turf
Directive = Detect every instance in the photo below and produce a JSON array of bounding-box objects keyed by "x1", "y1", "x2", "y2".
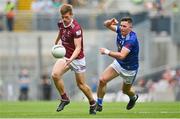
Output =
[{"x1": 0, "y1": 101, "x2": 180, "y2": 118}]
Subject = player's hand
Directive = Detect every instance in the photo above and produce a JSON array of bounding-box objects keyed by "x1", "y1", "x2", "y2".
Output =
[
  {"x1": 99, "y1": 48, "x2": 110, "y2": 55},
  {"x1": 64, "y1": 58, "x2": 72, "y2": 68},
  {"x1": 57, "y1": 43, "x2": 63, "y2": 47},
  {"x1": 111, "y1": 18, "x2": 118, "y2": 25}
]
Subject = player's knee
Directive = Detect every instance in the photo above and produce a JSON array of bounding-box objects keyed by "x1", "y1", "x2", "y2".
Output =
[
  {"x1": 51, "y1": 72, "x2": 60, "y2": 81},
  {"x1": 99, "y1": 77, "x2": 107, "y2": 86}
]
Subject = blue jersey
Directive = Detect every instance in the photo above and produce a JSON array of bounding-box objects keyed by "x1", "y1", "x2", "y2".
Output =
[{"x1": 115, "y1": 25, "x2": 139, "y2": 70}]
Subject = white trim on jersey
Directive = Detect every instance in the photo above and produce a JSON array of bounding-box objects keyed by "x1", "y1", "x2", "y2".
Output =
[
  {"x1": 63, "y1": 19, "x2": 73, "y2": 28},
  {"x1": 122, "y1": 46, "x2": 131, "y2": 52},
  {"x1": 115, "y1": 25, "x2": 118, "y2": 32}
]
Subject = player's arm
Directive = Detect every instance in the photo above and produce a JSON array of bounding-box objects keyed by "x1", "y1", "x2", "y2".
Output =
[
  {"x1": 64, "y1": 37, "x2": 81, "y2": 67},
  {"x1": 68, "y1": 37, "x2": 82, "y2": 62},
  {"x1": 70, "y1": 37, "x2": 82, "y2": 60},
  {"x1": 99, "y1": 47, "x2": 130, "y2": 60},
  {"x1": 54, "y1": 32, "x2": 62, "y2": 45},
  {"x1": 104, "y1": 18, "x2": 118, "y2": 32}
]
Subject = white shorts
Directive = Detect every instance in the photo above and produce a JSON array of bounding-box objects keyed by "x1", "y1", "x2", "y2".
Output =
[
  {"x1": 67, "y1": 57, "x2": 86, "y2": 73},
  {"x1": 110, "y1": 60, "x2": 138, "y2": 84}
]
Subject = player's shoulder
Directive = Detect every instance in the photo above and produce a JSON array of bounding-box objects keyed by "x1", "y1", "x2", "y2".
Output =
[
  {"x1": 125, "y1": 31, "x2": 138, "y2": 45},
  {"x1": 57, "y1": 20, "x2": 63, "y2": 27},
  {"x1": 71, "y1": 19, "x2": 82, "y2": 36},
  {"x1": 130, "y1": 31, "x2": 137, "y2": 36},
  {"x1": 71, "y1": 19, "x2": 81, "y2": 29},
  {"x1": 129, "y1": 31, "x2": 138, "y2": 40},
  {"x1": 58, "y1": 20, "x2": 63, "y2": 24}
]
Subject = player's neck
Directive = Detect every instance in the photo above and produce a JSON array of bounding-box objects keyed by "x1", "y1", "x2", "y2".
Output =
[
  {"x1": 122, "y1": 35, "x2": 125, "y2": 38},
  {"x1": 122, "y1": 31, "x2": 131, "y2": 38},
  {"x1": 63, "y1": 19, "x2": 73, "y2": 28}
]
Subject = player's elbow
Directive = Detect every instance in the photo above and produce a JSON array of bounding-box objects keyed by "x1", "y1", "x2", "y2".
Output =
[
  {"x1": 76, "y1": 47, "x2": 81, "y2": 53},
  {"x1": 117, "y1": 54, "x2": 126, "y2": 60}
]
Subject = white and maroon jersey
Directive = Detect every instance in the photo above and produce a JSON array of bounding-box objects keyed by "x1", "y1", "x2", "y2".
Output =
[{"x1": 57, "y1": 19, "x2": 84, "y2": 59}]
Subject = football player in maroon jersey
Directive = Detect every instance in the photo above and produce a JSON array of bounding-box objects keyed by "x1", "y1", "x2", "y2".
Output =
[{"x1": 51, "y1": 4, "x2": 96, "y2": 114}]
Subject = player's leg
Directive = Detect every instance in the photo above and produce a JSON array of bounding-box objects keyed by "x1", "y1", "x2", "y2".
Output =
[
  {"x1": 122, "y1": 83, "x2": 135, "y2": 97},
  {"x1": 51, "y1": 58, "x2": 69, "y2": 97},
  {"x1": 122, "y1": 76, "x2": 138, "y2": 110},
  {"x1": 70, "y1": 57, "x2": 96, "y2": 114},
  {"x1": 51, "y1": 58, "x2": 70, "y2": 111},
  {"x1": 75, "y1": 72, "x2": 96, "y2": 114},
  {"x1": 96, "y1": 65, "x2": 119, "y2": 112},
  {"x1": 75, "y1": 72, "x2": 95, "y2": 103}
]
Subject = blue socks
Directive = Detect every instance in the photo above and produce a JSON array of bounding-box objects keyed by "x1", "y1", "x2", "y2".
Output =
[{"x1": 97, "y1": 98, "x2": 103, "y2": 106}]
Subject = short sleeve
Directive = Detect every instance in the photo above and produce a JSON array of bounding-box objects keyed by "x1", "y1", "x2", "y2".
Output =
[
  {"x1": 73, "y1": 26, "x2": 82, "y2": 38},
  {"x1": 116, "y1": 25, "x2": 120, "y2": 33},
  {"x1": 123, "y1": 33, "x2": 137, "y2": 51},
  {"x1": 57, "y1": 20, "x2": 62, "y2": 31},
  {"x1": 57, "y1": 23, "x2": 60, "y2": 31},
  {"x1": 123, "y1": 39, "x2": 134, "y2": 51}
]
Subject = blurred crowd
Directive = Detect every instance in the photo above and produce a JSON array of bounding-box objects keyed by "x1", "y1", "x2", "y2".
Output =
[
  {"x1": 101, "y1": 67, "x2": 180, "y2": 102},
  {"x1": 0, "y1": 68, "x2": 52, "y2": 101},
  {"x1": 144, "y1": 0, "x2": 179, "y2": 16},
  {"x1": 30, "y1": 0, "x2": 105, "y2": 13},
  {"x1": 0, "y1": 0, "x2": 105, "y2": 31},
  {"x1": 0, "y1": 0, "x2": 179, "y2": 31},
  {"x1": 0, "y1": 66, "x2": 180, "y2": 101},
  {"x1": 133, "y1": 67, "x2": 180, "y2": 101}
]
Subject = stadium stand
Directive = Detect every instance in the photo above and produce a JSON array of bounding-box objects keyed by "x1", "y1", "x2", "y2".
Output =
[{"x1": 17, "y1": 0, "x2": 32, "y2": 10}]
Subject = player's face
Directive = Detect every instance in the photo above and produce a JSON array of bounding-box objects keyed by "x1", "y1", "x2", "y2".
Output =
[
  {"x1": 120, "y1": 21, "x2": 132, "y2": 36},
  {"x1": 61, "y1": 12, "x2": 73, "y2": 26}
]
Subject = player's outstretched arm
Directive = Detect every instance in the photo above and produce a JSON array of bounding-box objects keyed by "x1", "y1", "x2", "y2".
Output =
[
  {"x1": 104, "y1": 18, "x2": 118, "y2": 32},
  {"x1": 99, "y1": 47, "x2": 130, "y2": 60}
]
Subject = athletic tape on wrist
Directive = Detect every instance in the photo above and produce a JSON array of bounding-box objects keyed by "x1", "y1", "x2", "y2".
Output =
[{"x1": 104, "y1": 49, "x2": 110, "y2": 55}]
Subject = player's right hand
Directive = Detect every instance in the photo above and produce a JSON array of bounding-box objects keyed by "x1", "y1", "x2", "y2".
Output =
[
  {"x1": 111, "y1": 18, "x2": 118, "y2": 25},
  {"x1": 64, "y1": 58, "x2": 72, "y2": 68}
]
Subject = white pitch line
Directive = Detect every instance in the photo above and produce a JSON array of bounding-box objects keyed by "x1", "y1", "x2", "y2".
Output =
[{"x1": 131, "y1": 111, "x2": 180, "y2": 114}]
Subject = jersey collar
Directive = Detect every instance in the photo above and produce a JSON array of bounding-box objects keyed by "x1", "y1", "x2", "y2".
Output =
[
  {"x1": 63, "y1": 19, "x2": 73, "y2": 28},
  {"x1": 122, "y1": 32, "x2": 130, "y2": 41}
]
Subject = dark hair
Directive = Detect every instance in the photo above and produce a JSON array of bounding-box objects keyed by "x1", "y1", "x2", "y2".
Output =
[
  {"x1": 60, "y1": 4, "x2": 73, "y2": 15},
  {"x1": 120, "y1": 17, "x2": 133, "y2": 24},
  {"x1": 41, "y1": 74, "x2": 49, "y2": 80}
]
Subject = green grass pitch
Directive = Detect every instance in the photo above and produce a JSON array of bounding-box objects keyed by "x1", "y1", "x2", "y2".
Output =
[{"x1": 0, "y1": 101, "x2": 180, "y2": 118}]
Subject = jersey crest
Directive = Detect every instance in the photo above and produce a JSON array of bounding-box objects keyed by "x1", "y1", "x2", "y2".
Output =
[{"x1": 76, "y1": 30, "x2": 81, "y2": 36}]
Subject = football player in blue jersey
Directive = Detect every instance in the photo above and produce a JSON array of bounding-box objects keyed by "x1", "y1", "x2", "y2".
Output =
[{"x1": 96, "y1": 17, "x2": 139, "y2": 112}]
